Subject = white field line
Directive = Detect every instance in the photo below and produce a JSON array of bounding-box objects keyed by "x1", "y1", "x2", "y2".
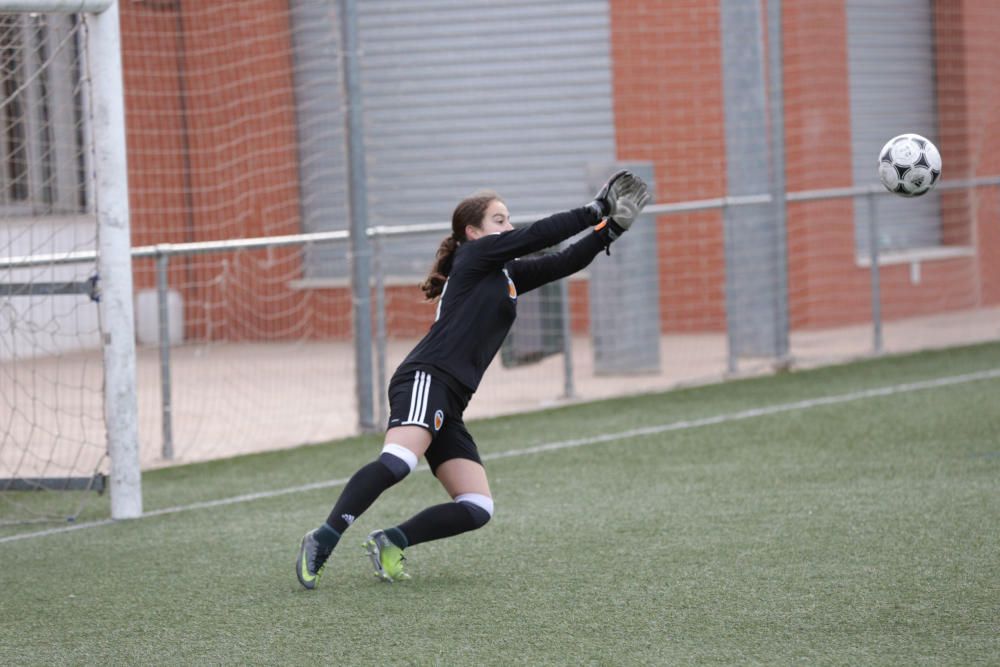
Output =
[{"x1": 2, "y1": 367, "x2": 998, "y2": 545}]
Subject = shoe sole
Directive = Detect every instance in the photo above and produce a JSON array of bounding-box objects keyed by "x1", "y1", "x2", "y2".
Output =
[{"x1": 363, "y1": 538, "x2": 395, "y2": 583}]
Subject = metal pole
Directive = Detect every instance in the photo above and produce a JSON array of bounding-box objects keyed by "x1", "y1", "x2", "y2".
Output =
[
  {"x1": 722, "y1": 200, "x2": 738, "y2": 374},
  {"x1": 372, "y1": 234, "x2": 388, "y2": 430},
  {"x1": 767, "y1": 0, "x2": 791, "y2": 364},
  {"x1": 171, "y1": 1, "x2": 198, "y2": 302},
  {"x1": 339, "y1": 0, "x2": 375, "y2": 431},
  {"x1": 87, "y1": 0, "x2": 141, "y2": 518},
  {"x1": 866, "y1": 191, "x2": 883, "y2": 353},
  {"x1": 559, "y1": 278, "x2": 575, "y2": 399},
  {"x1": 156, "y1": 252, "x2": 174, "y2": 460}
]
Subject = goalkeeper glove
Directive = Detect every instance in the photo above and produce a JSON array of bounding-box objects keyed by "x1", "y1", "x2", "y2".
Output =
[
  {"x1": 590, "y1": 172, "x2": 652, "y2": 249},
  {"x1": 587, "y1": 169, "x2": 629, "y2": 219}
]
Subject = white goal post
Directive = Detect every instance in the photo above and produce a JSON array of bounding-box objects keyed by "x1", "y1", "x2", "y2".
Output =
[{"x1": 0, "y1": 0, "x2": 140, "y2": 519}]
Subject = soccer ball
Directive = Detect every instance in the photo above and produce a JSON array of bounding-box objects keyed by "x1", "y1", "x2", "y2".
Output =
[{"x1": 877, "y1": 133, "x2": 942, "y2": 197}]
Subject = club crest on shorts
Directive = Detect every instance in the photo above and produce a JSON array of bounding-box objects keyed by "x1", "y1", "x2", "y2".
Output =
[{"x1": 434, "y1": 409, "x2": 445, "y2": 431}]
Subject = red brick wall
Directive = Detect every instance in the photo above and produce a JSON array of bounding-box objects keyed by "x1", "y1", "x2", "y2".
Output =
[
  {"x1": 783, "y1": 0, "x2": 998, "y2": 327},
  {"x1": 608, "y1": 0, "x2": 727, "y2": 332},
  {"x1": 120, "y1": 5, "x2": 188, "y2": 296},
  {"x1": 605, "y1": 0, "x2": 998, "y2": 331},
  {"x1": 782, "y1": 2, "x2": 873, "y2": 329},
  {"x1": 934, "y1": 1, "x2": 973, "y2": 248},
  {"x1": 121, "y1": 1, "x2": 306, "y2": 341},
  {"x1": 957, "y1": 0, "x2": 1000, "y2": 305}
]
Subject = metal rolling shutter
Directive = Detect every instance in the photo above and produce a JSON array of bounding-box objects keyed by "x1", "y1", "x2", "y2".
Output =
[
  {"x1": 847, "y1": 0, "x2": 942, "y2": 253},
  {"x1": 291, "y1": 0, "x2": 616, "y2": 279}
]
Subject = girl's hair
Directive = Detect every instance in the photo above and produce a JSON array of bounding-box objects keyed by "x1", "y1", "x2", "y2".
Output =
[{"x1": 420, "y1": 190, "x2": 502, "y2": 300}]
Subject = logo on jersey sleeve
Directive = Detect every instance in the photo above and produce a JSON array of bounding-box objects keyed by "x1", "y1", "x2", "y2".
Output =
[
  {"x1": 434, "y1": 409, "x2": 445, "y2": 431},
  {"x1": 502, "y1": 268, "x2": 517, "y2": 301}
]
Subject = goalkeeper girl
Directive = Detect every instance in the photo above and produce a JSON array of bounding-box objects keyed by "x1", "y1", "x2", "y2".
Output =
[{"x1": 296, "y1": 170, "x2": 650, "y2": 588}]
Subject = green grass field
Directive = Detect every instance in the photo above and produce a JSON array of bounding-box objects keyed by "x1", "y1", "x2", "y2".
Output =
[{"x1": 2, "y1": 343, "x2": 999, "y2": 665}]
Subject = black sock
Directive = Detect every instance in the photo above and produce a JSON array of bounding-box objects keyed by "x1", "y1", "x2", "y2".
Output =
[
  {"x1": 314, "y1": 523, "x2": 341, "y2": 549},
  {"x1": 392, "y1": 501, "x2": 490, "y2": 548},
  {"x1": 385, "y1": 526, "x2": 408, "y2": 549},
  {"x1": 325, "y1": 459, "x2": 401, "y2": 534}
]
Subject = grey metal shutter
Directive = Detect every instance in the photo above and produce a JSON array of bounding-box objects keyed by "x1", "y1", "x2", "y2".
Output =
[
  {"x1": 291, "y1": 0, "x2": 615, "y2": 279},
  {"x1": 847, "y1": 0, "x2": 942, "y2": 253}
]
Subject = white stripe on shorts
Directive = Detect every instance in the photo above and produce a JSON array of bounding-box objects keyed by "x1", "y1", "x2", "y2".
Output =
[
  {"x1": 406, "y1": 371, "x2": 421, "y2": 423},
  {"x1": 404, "y1": 370, "x2": 431, "y2": 427}
]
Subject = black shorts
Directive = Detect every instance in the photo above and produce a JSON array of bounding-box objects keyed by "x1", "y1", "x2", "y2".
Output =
[{"x1": 386, "y1": 369, "x2": 481, "y2": 473}]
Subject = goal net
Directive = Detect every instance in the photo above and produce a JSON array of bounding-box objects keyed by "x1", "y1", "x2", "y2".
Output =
[{"x1": 0, "y1": 11, "x2": 105, "y2": 523}]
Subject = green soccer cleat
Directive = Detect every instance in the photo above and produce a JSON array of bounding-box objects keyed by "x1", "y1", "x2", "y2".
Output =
[
  {"x1": 296, "y1": 529, "x2": 333, "y2": 590},
  {"x1": 363, "y1": 529, "x2": 410, "y2": 582}
]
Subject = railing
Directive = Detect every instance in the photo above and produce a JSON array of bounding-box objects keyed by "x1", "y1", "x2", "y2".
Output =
[{"x1": 8, "y1": 178, "x2": 999, "y2": 271}]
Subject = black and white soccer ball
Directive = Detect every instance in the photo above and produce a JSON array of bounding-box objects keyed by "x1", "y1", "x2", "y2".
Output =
[{"x1": 877, "y1": 133, "x2": 942, "y2": 198}]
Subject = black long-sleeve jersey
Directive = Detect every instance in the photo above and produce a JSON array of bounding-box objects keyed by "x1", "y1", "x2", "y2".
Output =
[{"x1": 394, "y1": 206, "x2": 607, "y2": 398}]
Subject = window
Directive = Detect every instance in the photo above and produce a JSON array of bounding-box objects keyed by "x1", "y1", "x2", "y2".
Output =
[{"x1": 0, "y1": 14, "x2": 86, "y2": 216}]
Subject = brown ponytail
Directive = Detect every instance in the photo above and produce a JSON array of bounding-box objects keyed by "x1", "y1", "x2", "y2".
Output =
[
  {"x1": 420, "y1": 190, "x2": 502, "y2": 301},
  {"x1": 420, "y1": 235, "x2": 459, "y2": 300}
]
